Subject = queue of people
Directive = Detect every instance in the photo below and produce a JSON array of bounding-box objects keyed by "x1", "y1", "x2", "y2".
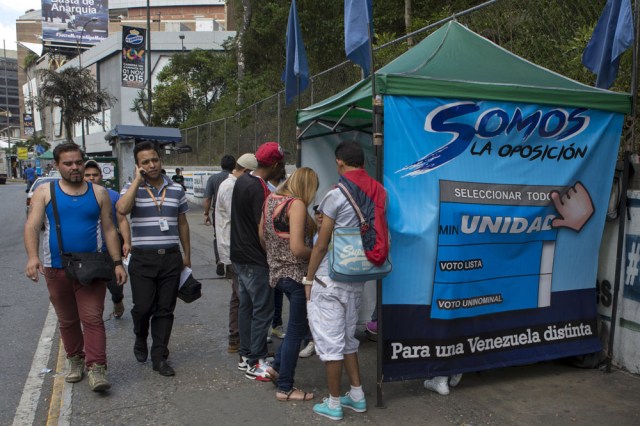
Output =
[{"x1": 23, "y1": 139, "x2": 396, "y2": 421}]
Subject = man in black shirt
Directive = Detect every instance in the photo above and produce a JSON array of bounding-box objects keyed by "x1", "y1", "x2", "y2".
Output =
[
  {"x1": 171, "y1": 168, "x2": 186, "y2": 190},
  {"x1": 230, "y1": 142, "x2": 285, "y2": 381}
]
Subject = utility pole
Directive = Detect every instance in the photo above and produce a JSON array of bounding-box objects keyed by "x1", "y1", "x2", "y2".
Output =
[
  {"x1": 3, "y1": 40, "x2": 10, "y2": 158},
  {"x1": 147, "y1": 0, "x2": 152, "y2": 123}
]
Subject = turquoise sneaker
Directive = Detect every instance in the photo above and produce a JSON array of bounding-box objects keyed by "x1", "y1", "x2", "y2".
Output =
[
  {"x1": 340, "y1": 392, "x2": 367, "y2": 413},
  {"x1": 313, "y1": 399, "x2": 343, "y2": 421}
]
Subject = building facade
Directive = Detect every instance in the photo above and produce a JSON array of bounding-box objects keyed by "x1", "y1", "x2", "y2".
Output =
[{"x1": 15, "y1": 1, "x2": 233, "y2": 142}]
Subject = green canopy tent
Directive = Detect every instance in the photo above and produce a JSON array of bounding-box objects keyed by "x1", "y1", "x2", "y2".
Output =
[
  {"x1": 297, "y1": 21, "x2": 630, "y2": 142},
  {"x1": 37, "y1": 150, "x2": 54, "y2": 160}
]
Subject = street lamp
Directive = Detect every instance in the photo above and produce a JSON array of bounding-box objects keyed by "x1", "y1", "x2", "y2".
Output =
[
  {"x1": 179, "y1": 34, "x2": 185, "y2": 52},
  {"x1": 77, "y1": 17, "x2": 98, "y2": 69}
]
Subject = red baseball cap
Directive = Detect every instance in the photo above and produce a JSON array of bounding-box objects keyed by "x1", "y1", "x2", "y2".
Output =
[{"x1": 255, "y1": 142, "x2": 285, "y2": 166}]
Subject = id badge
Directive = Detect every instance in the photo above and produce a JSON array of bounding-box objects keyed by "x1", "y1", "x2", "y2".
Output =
[{"x1": 159, "y1": 218, "x2": 169, "y2": 232}]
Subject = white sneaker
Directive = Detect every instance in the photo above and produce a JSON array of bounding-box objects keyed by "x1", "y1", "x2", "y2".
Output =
[
  {"x1": 424, "y1": 376, "x2": 450, "y2": 395},
  {"x1": 299, "y1": 341, "x2": 315, "y2": 358},
  {"x1": 237, "y1": 355, "x2": 249, "y2": 371},
  {"x1": 245, "y1": 359, "x2": 272, "y2": 382},
  {"x1": 271, "y1": 325, "x2": 286, "y2": 339},
  {"x1": 449, "y1": 373, "x2": 463, "y2": 388}
]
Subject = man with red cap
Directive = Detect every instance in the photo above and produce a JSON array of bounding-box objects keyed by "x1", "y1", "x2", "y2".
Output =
[{"x1": 231, "y1": 142, "x2": 286, "y2": 381}]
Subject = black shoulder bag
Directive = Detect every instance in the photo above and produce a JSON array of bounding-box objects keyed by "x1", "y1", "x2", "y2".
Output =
[{"x1": 50, "y1": 181, "x2": 114, "y2": 285}]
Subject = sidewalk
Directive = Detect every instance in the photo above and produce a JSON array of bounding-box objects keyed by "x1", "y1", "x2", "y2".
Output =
[{"x1": 67, "y1": 205, "x2": 640, "y2": 425}]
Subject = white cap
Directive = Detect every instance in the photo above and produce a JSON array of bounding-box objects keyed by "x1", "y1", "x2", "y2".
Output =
[{"x1": 236, "y1": 153, "x2": 258, "y2": 171}]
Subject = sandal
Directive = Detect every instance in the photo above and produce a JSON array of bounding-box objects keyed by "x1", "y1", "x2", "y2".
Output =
[{"x1": 276, "y1": 388, "x2": 314, "y2": 402}]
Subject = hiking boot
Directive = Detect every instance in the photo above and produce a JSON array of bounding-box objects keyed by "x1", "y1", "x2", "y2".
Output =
[
  {"x1": 245, "y1": 359, "x2": 272, "y2": 382},
  {"x1": 65, "y1": 355, "x2": 85, "y2": 383},
  {"x1": 299, "y1": 341, "x2": 315, "y2": 358},
  {"x1": 113, "y1": 301, "x2": 125, "y2": 318},
  {"x1": 88, "y1": 364, "x2": 111, "y2": 392},
  {"x1": 313, "y1": 398, "x2": 343, "y2": 421},
  {"x1": 340, "y1": 392, "x2": 367, "y2": 413},
  {"x1": 227, "y1": 341, "x2": 239, "y2": 353},
  {"x1": 424, "y1": 376, "x2": 449, "y2": 395},
  {"x1": 271, "y1": 325, "x2": 286, "y2": 339}
]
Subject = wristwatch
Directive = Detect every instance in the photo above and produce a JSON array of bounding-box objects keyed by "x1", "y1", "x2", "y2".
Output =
[
  {"x1": 302, "y1": 277, "x2": 314, "y2": 286},
  {"x1": 113, "y1": 259, "x2": 123, "y2": 266}
]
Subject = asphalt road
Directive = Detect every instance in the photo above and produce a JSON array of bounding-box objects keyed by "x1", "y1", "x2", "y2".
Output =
[{"x1": 2, "y1": 181, "x2": 640, "y2": 425}]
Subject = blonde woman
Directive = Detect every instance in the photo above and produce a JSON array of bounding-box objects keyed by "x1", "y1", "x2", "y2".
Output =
[{"x1": 259, "y1": 167, "x2": 318, "y2": 401}]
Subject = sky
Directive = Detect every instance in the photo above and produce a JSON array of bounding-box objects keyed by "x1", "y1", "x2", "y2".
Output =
[{"x1": 0, "y1": 0, "x2": 42, "y2": 49}]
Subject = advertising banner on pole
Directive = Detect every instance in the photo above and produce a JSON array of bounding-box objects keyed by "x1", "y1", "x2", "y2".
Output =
[
  {"x1": 41, "y1": 0, "x2": 109, "y2": 46},
  {"x1": 121, "y1": 26, "x2": 146, "y2": 89},
  {"x1": 382, "y1": 96, "x2": 623, "y2": 381},
  {"x1": 23, "y1": 113, "x2": 34, "y2": 136}
]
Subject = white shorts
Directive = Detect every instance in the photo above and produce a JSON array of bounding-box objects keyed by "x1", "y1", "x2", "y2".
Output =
[{"x1": 307, "y1": 275, "x2": 364, "y2": 362}]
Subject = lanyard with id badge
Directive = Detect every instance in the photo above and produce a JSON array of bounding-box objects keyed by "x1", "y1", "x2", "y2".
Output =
[{"x1": 145, "y1": 186, "x2": 169, "y2": 231}]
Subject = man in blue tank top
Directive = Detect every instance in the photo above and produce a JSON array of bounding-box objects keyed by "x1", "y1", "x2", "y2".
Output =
[{"x1": 24, "y1": 143, "x2": 128, "y2": 393}]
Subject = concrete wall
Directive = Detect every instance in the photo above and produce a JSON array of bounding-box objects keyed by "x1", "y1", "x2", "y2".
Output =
[{"x1": 597, "y1": 190, "x2": 640, "y2": 374}]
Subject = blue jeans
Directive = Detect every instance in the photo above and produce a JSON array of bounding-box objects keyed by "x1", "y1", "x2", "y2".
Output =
[
  {"x1": 272, "y1": 277, "x2": 307, "y2": 392},
  {"x1": 272, "y1": 287, "x2": 284, "y2": 328},
  {"x1": 234, "y1": 263, "x2": 273, "y2": 365}
]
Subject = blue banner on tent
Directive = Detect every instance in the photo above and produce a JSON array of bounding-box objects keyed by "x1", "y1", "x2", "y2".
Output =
[{"x1": 382, "y1": 96, "x2": 623, "y2": 381}]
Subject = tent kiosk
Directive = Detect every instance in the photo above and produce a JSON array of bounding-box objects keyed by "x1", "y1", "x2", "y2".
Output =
[{"x1": 297, "y1": 21, "x2": 631, "y2": 405}]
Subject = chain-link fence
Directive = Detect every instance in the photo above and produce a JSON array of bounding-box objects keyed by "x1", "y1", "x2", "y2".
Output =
[{"x1": 165, "y1": 0, "x2": 633, "y2": 167}]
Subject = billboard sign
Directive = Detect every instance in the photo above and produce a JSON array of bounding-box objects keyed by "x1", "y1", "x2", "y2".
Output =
[
  {"x1": 41, "y1": 0, "x2": 109, "y2": 46},
  {"x1": 121, "y1": 26, "x2": 146, "y2": 88},
  {"x1": 381, "y1": 96, "x2": 623, "y2": 381}
]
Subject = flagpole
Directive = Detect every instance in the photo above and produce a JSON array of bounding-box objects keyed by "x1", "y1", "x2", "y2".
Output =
[
  {"x1": 606, "y1": 0, "x2": 640, "y2": 374},
  {"x1": 296, "y1": 75, "x2": 302, "y2": 167}
]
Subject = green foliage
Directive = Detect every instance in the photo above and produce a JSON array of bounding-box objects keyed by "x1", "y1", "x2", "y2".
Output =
[
  {"x1": 156, "y1": 0, "x2": 630, "y2": 138},
  {"x1": 23, "y1": 52, "x2": 39, "y2": 70},
  {"x1": 152, "y1": 48, "x2": 236, "y2": 127},
  {"x1": 35, "y1": 67, "x2": 115, "y2": 143}
]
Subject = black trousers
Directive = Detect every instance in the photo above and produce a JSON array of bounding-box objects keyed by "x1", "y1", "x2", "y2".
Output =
[
  {"x1": 107, "y1": 273, "x2": 124, "y2": 304},
  {"x1": 129, "y1": 247, "x2": 182, "y2": 363}
]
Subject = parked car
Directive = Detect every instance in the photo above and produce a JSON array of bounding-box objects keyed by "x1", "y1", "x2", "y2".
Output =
[{"x1": 26, "y1": 176, "x2": 61, "y2": 217}]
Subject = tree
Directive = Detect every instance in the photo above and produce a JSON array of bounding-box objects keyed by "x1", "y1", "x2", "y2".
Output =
[
  {"x1": 151, "y1": 48, "x2": 236, "y2": 127},
  {"x1": 130, "y1": 90, "x2": 151, "y2": 126},
  {"x1": 35, "y1": 67, "x2": 115, "y2": 143}
]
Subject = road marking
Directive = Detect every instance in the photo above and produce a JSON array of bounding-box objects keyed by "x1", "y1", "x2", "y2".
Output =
[
  {"x1": 47, "y1": 340, "x2": 67, "y2": 426},
  {"x1": 12, "y1": 303, "x2": 58, "y2": 426}
]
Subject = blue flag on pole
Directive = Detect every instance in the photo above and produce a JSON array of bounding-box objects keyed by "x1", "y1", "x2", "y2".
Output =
[
  {"x1": 582, "y1": 0, "x2": 634, "y2": 89},
  {"x1": 282, "y1": 0, "x2": 309, "y2": 105},
  {"x1": 345, "y1": 0, "x2": 373, "y2": 77}
]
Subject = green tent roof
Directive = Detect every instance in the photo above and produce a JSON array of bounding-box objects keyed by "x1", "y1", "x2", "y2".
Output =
[
  {"x1": 38, "y1": 150, "x2": 54, "y2": 160},
  {"x1": 297, "y1": 21, "x2": 631, "y2": 134}
]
